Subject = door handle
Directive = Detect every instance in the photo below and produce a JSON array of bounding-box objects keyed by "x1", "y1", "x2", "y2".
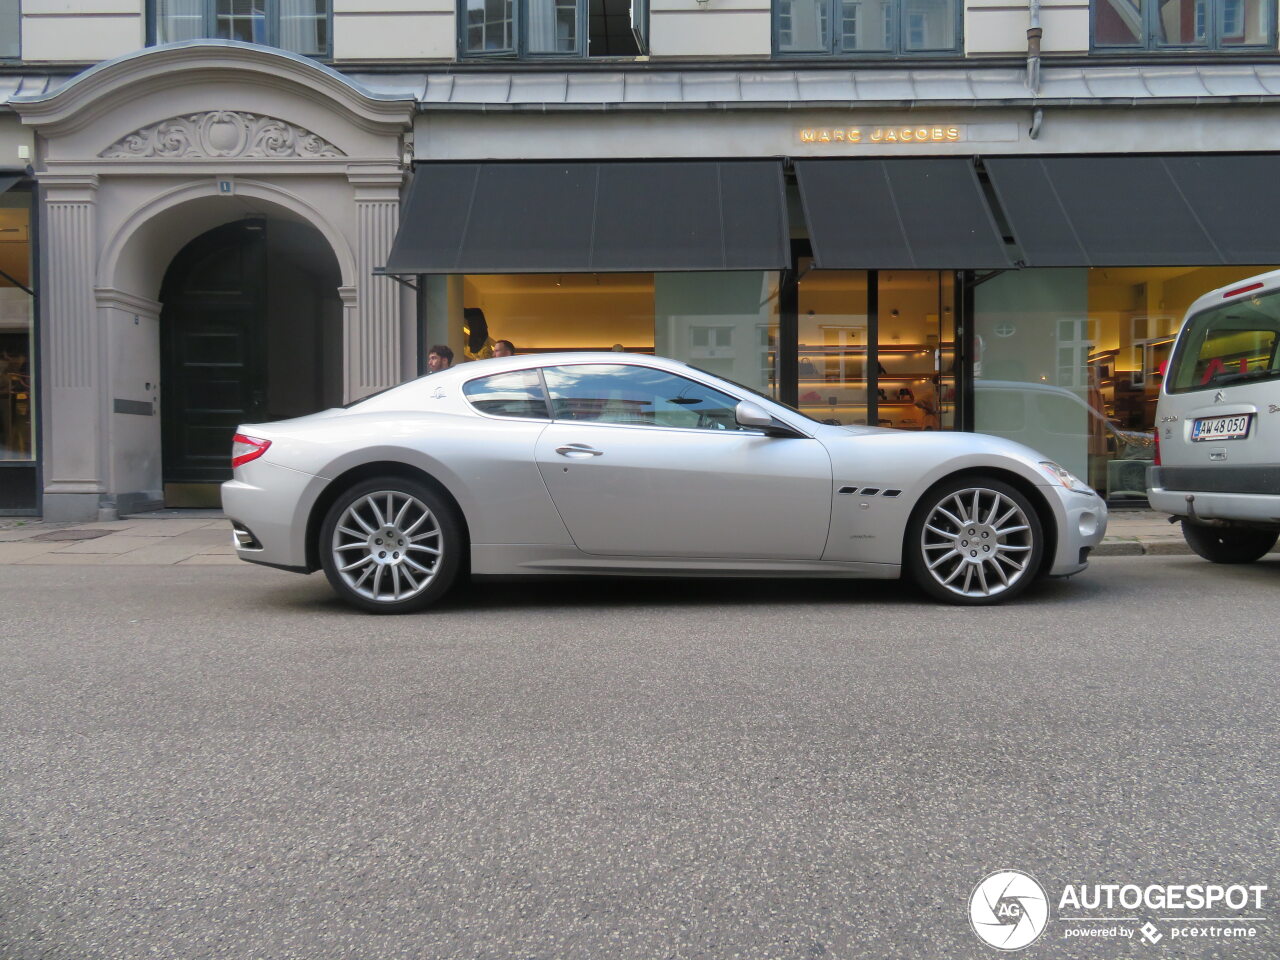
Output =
[{"x1": 556, "y1": 444, "x2": 603, "y2": 458}]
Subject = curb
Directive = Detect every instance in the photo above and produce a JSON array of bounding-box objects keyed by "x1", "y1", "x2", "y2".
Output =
[{"x1": 1095, "y1": 539, "x2": 1191, "y2": 557}]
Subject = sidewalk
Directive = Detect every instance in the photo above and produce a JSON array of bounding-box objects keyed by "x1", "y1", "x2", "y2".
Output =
[
  {"x1": 0, "y1": 512, "x2": 236, "y2": 566},
  {"x1": 0, "y1": 508, "x2": 1229, "y2": 566}
]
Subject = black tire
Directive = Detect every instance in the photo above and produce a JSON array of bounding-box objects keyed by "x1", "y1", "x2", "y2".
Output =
[
  {"x1": 319, "y1": 476, "x2": 464, "y2": 614},
  {"x1": 905, "y1": 476, "x2": 1045, "y2": 605},
  {"x1": 1181, "y1": 521, "x2": 1278, "y2": 564}
]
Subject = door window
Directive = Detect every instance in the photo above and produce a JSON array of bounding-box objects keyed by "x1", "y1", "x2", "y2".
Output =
[{"x1": 543, "y1": 363, "x2": 748, "y2": 430}]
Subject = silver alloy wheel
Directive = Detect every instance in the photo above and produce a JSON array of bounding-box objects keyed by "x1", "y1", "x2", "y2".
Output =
[
  {"x1": 330, "y1": 490, "x2": 443, "y2": 603},
  {"x1": 919, "y1": 486, "x2": 1034, "y2": 599}
]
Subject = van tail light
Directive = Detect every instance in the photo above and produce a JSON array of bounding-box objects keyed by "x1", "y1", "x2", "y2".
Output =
[
  {"x1": 231, "y1": 434, "x2": 271, "y2": 468},
  {"x1": 1223, "y1": 281, "x2": 1265, "y2": 299},
  {"x1": 1153, "y1": 427, "x2": 1161, "y2": 466}
]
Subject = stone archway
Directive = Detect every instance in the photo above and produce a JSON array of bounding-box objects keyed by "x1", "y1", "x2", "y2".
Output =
[{"x1": 12, "y1": 41, "x2": 415, "y2": 520}]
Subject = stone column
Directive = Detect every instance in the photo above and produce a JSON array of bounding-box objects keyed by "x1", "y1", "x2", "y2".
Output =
[
  {"x1": 348, "y1": 166, "x2": 405, "y2": 402},
  {"x1": 40, "y1": 174, "x2": 104, "y2": 521}
]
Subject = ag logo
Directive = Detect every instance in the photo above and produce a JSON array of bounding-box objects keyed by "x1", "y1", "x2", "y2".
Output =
[{"x1": 969, "y1": 869, "x2": 1050, "y2": 951}]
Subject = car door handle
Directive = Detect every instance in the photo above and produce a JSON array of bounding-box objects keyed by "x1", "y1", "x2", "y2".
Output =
[{"x1": 556, "y1": 444, "x2": 603, "y2": 458}]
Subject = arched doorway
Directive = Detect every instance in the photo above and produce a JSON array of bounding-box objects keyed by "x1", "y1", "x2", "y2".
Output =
[{"x1": 159, "y1": 217, "x2": 342, "y2": 506}]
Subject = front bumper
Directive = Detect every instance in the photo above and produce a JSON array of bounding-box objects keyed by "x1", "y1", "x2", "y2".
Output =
[
  {"x1": 221, "y1": 460, "x2": 325, "y2": 572},
  {"x1": 1045, "y1": 486, "x2": 1108, "y2": 577}
]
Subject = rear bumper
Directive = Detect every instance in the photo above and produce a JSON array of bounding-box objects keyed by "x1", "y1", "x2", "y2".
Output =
[{"x1": 221, "y1": 460, "x2": 324, "y2": 572}]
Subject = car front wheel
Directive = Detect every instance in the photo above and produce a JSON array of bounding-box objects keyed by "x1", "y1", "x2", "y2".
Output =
[
  {"x1": 906, "y1": 478, "x2": 1044, "y2": 605},
  {"x1": 319, "y1": 477, "x2": 463, "y2": 614},
  {"x1": 1181, "y1": 521, "x2": 1278, "y2": 564}
]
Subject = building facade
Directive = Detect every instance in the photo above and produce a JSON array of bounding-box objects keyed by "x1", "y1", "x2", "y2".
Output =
[{"x1": 4, "y1": 0, "x2": 1280, "y2": 519}]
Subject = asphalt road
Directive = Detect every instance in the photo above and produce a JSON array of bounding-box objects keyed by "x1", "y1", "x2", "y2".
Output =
[{"x1": 1, "y1": 558, "x2": 1277, "y2": 960}]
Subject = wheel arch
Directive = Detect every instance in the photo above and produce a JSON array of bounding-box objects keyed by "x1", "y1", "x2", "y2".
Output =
[
  {"x1": 304, "y1": 461, "x2": 471, "y2": 573},
  {"x1": 902, "y1": 466, "x2": 1058, "y2": 578}
]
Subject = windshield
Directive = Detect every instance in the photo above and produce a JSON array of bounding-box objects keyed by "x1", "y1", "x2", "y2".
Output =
[
  {"x1": 1168, "y1": 288, "x2": 1280, "y2": 393},
  {"x1": 686, "y1": 366, "x2": 821, "y2": 424}
]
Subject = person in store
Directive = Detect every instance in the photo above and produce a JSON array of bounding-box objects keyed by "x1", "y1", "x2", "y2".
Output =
[
  {"x1": 426, "y1": 345, "x2": 454, "y2": 373},
  {"x1": 493, "y1": 339, "x2": 516, "y2": 358}
]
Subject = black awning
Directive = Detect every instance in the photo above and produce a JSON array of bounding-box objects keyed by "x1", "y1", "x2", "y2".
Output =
[
  {"x1": 384, "y1": 161, "x2": 791, "y2": 274},
  {"x1": 984, "y1": 156, "x2": 1280, "y2": 267},
  {"x1": 794, "y1": 158, "x2": 1012, "y2": 270},
  {"x1": 0, "y1": 174, "x2": 24, "y2": 195}
]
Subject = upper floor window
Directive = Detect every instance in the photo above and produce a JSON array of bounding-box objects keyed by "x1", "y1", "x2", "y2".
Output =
[
  {"x1": 462, "y1": 0, "x2": 647, "y2": 57},
  {"x1": 1093, "y1": 0, "x2": 1273, "y2": 48},
  {"x1": 775, "y1": 0, "x2": 960, "y2": 55},
  {"x1": 1, "y1": 0, "x2": 19, "y2": 59},
  {"x1": 153, "y1": 0, "x2": 330, "y2": 58}
]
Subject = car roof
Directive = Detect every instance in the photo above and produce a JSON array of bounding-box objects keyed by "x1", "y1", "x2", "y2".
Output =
[{"x1": 430, "y1": 351, "x2": 691, "y2": 384}]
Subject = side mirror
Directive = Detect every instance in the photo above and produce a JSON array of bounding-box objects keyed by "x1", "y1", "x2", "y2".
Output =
[
  {"x1": 735, "y1": 400, "x2": 805, "y2": 438},
  {"x1": 735, "y1": 400, "x2": 775, "y2": 429}
]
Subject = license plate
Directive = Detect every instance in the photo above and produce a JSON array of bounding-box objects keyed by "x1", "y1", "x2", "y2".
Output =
[{"x1": 1191, "y1": 414, "x2": 1253, "y2": 441}]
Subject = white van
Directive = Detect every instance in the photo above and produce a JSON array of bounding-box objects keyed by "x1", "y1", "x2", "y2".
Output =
[{"x1": 1148, "y1": 269, "x2": 1280, "y2": 562}]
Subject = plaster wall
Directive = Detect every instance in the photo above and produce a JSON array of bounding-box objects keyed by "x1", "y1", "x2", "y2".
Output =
[
  {"x1": 19, "y1": 0, "x2": 144, "y2": 63},
  {"x1": 0, "y1": 116, "x2": 34, "y2": 166},
  {"x1": 650, "y1": 6, "x2": 771, "y2": 57},
  {"x1": 417, "y1": 104, "x2": 1280, "y2": 160},
  {"x1": 333, "y1": 0, "x2": 456, "y2": 61}
]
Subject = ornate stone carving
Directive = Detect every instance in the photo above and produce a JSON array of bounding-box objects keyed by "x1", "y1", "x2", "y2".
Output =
[{"x1": 100, "y1": 111, "x2": 345, "y2": 159}]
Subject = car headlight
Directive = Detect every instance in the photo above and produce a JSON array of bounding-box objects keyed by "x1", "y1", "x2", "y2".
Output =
[{"x1": 1040, "y1": 461, "x2": 1093, "y2": 493}]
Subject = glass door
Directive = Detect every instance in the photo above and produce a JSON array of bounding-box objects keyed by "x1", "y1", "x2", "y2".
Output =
[
  {"x1": 795, "y1": 264, "x2": 871, "y2": 425},
  {"x1": 876, "y1": 270, "x2": 957, "y2": 431},
  {"x1": 792, "y1": 264, "x2": 957, "y2": 430}
]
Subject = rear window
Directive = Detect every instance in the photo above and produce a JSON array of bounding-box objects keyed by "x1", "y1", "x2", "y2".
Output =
[
  {"x1": 1168, "y1": 288, "x2": 1280, "y2": 393},
  {"x1": 463, "y1": 369, "x2": 551, "y2": 419}
]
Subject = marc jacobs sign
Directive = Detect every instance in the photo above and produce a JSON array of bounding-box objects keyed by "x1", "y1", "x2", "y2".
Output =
[{"x1": 799, "y1": 125, "x2": 963, "y2": 145}]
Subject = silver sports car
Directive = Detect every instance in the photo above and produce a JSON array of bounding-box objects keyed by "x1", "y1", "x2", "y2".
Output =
[{"x1": 221, "y1": 353, "x2": 1107, "y2": 612}]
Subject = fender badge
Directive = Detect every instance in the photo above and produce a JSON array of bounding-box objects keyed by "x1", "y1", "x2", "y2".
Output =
[{"x1": 1270, "y1": 405, "x2": 1280, "y2": 414}]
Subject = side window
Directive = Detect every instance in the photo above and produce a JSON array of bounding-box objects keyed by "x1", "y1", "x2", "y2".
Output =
[
  {"x1": 543, "y1": 364, "x2": 749, "y2": 431},
  {"x1": 463, "y1": 369, "x2": 551, "y2": 419}
]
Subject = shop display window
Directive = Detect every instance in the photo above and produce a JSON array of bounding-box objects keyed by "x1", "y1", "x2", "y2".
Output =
[
  {"x1": 449, "y1": 272, "x2": 781, "y2": 398},
  {"x1": 973, "y1": 266, "x2": 1279, "y2": 501},
  {"x1": 0, "y1": 187, "x2": 33, "y2": 462}
]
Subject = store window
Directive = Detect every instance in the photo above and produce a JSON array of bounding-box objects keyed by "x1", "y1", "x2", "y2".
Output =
[
  {"x1": 152, "y1": 0, "x2": 331, "y2": 57},
  {"x1": 972, "y1": 266, "x2": 1279, "y2": 502},
  {"x1": 775, "y1": 0, "x2": 960, "y2": 55},
  {"x1": 1092, "y1": 0, "x2": 1272, "y2": 49},
  {"x1": 0, "y1": 186, "x2": 34, "y2": 463},
  {"x1": 1, "y1": 0, "x2": 19, "y2": 59},
  {"x1": 461, "y1": 0, "x2": 647, "y2": 57},
  {"x1": 427, "y1": 271, "x2": 780, "y2": 396}
]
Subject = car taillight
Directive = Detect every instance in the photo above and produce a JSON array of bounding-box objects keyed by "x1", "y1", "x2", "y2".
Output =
[
  {"x1": 231, "y1": 434, "x2": 271, "y2": 468},
  {"x1": 1153, "y1": 427, "x2": 1161, "y2": 466}
]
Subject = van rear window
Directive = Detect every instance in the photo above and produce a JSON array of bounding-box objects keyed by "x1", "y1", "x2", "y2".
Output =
[{"x1": 1168, "y1": 289, "x2": 1280, "y2": 394}]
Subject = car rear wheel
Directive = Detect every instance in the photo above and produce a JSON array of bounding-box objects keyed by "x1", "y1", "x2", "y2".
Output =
[
  {"x1": 319, "y1": 477, "x2": 463, "y2": 614},
  {"x1": 906, "y1": 478, "x2": 1044, "y2": 605},
  {"x1": 1180, "y1": 521, "x2": 1278, "y2": 564}
]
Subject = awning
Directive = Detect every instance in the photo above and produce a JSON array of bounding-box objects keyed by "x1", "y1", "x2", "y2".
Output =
[
  {"x1": 794, "y1": 158, "x2": 1012, "y2": 269},
  {"x1": 985, "y1": 156, "x2": 1280, "y2": 267},
  {"x1": 384, "y1": 160, "x2": 790, "y2": 274},
  {"x1": 0, "y1": 173, "x2": 24, "y2": 195}
]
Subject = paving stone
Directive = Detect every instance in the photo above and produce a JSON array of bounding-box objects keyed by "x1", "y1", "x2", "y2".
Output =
[
  {"x1": 0, "y1": 541, "x2": 72, "y2": 562},
  {"x1": 178, "y1": 554, "x2": 243, "y2": 565},
  {"x1": 52, "y1": 535, "x2": 168, "y2": 555}
]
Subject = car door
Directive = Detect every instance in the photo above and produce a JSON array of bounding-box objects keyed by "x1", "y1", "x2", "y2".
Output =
[{"x1": 534, "y1": 363, "x2": 832, "y2": 559}]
